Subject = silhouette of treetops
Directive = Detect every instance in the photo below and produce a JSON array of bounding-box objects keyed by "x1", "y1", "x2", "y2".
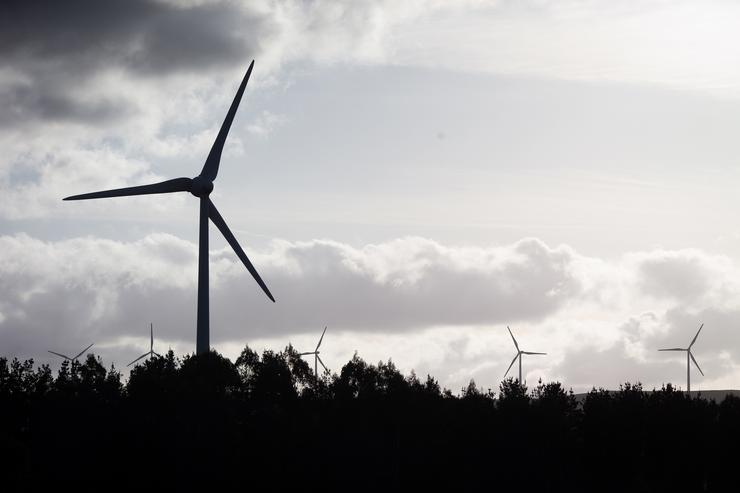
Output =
[{"x1": 1, "y1": 350, "x2": 739, "y2": 491}]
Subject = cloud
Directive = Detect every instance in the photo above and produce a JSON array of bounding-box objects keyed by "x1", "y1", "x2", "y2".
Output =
[
  {"x1": 4, "y1": 1, "x2": 740, "y2": 392},
  {"x1": 247, "y1": 110, "x2": 288, "y2": 138},
  {"x1": 0, "y1": 0, "x2": 268, "y2": 125},
  {"x1": 0, "y1": 0, "x2": 471, "y2": 220},
  {"x1": 5, "y1": 0, "x2": 740, "y2": 131},
  {"x1": 6, "y1": 0, "x2": 740, "y2": 221},
  {"x1": 639, "y1": 253, "x2": 711, "y2": 301},
  {"x1": 0, "y1": 234, "x2": 578, "y2": 347},
  {"x1": 2, "y1": 232, "x2": 740, "y2": 390},
  {"x1": 0, "y1": 234, "x2": 580, "y2": 373},
  {"x1": 0, "y1": 0, "x2": 454, "y2": 127}
]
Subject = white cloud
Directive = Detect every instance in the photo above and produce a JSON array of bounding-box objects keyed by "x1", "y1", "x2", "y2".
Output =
[
  {"x1": 247, "y1": 110, "x2": 288, "y2": 138},
  {"x1": 2, "y1": 232, "x2": 740, "y2": 391},
  {"x1": 4, "y1": 0, "x2": 740, "y2": 221},
  {"x1": 3, "y1": 1, "x2": 740, "y2": 394}
]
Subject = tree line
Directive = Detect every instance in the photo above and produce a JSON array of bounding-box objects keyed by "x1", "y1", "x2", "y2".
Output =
[{"x1": 1, "y1": 346, "x2": 738, "y2": 491}]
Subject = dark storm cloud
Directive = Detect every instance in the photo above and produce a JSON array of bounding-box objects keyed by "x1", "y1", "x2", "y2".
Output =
[
  {"x1": 0, "y1": 0, "x2": 270, "y2": 125},
  {"x1": 1, "y1": 78, "x2": 127, "y2": 125}
]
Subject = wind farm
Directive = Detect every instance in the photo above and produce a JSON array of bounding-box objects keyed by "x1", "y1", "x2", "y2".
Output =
[{"x1": 6, "y1": 1, "x2": 740, "y2": 490}]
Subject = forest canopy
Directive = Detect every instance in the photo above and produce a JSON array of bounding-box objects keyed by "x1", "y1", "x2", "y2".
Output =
[{"x1": 0, "y1": 347, "x2": 737, "y2": 491}]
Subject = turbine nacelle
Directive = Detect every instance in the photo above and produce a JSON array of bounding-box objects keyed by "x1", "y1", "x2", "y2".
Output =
[{"x1": 190, "y1": 176, "x2": 214, "y2": 197}]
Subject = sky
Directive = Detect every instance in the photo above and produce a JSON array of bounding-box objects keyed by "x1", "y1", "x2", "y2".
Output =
[{"x1": 2, "y1": 0, "x2": 740, "y2": 393}]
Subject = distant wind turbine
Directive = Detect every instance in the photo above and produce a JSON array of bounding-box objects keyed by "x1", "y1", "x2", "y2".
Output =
[
  {"x1": 48, "y1": 343, "x2": 94, "y2": 363},
  {"x1": 63, "y1": 60, "x2": 274, "y2": 356},
  {"x1": 504, "y1": 326, "x2": 546, "y2": 384},
  {"x1": 658, "y1": 323, "x2": 705, "y2": 393},
  {"x1": 299, "y1": 326, "x2": 329, "y2": 378},
  {"x1": 128, "y1": 323, "x2": 161, "y2": 367}
]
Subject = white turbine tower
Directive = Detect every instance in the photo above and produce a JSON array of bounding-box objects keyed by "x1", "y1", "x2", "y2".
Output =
[
  {"x1": 503, "y1": 326, "x2": 546, "y2": 384},
  {"x1": 299, "y1": 326, "x2": 329, "y2": 378},
  {"x1": 128, "y1": 323, "x2": 161, "y2": 367},
  {"x1": 658, "y1": 323, "x2": 705, "y2": 393},
  {"x1": 48, "y1": 343, "x2": 94, "y2": 363}
]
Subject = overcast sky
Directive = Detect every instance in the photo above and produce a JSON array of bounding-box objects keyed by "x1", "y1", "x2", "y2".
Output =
[{"x1": 3, "y1": 0, "x2": 740, "y2": 392}]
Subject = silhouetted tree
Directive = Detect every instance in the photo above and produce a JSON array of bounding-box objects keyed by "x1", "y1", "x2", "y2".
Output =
[{"x1": 1, "y1": 350, "x2": 737, "y2": 490}]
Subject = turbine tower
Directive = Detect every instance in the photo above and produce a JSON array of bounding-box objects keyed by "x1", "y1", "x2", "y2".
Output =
[
  {"x1": 658, "y1": 323, "x2": 705, "y2": 393},
  {"x1": 503, "y1": 326, "x2": 546, "y2": 384},
  {"x1": 63, "y1": 61, "x2": 274, "y2": 356},
  {"x1": 48, "y1": 343, "x2": 94, "y2": 363},
  {"x1": 299, "y1": 326, "x2": 329, "y2": 378},
  {"x1": 128, "y1": 323, "x2": 162, "y2": 367}
]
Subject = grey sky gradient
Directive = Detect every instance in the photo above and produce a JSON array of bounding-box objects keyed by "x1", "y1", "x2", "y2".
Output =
[{"x1": 2, "y1": 0, "x2": 740, "y2": 392}]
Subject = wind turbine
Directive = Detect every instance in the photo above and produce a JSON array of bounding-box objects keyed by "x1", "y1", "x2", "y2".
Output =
[
  {"x1": 48, "y1": 343, "x2": 94, "y2": 363},
  {"x1": 503, "y1": 326, "x2": 546, "y2": 384},
  {"x1": 63, "y1": 61, "x2": 274, "y2": 356},
  {"x1": 299, "y1": 326, "x2": 329, "y2": 378},
  {"x1": 658, "y1": 323, "x2": 705, "y2": 393},
  {"x1": 128, "y1": 323, "x2": 161, "y2": 367}
]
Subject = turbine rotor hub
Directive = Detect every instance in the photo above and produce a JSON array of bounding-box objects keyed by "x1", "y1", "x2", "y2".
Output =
[{"x1": 190, "y1": 176, "x2": 214, "y2": 197}]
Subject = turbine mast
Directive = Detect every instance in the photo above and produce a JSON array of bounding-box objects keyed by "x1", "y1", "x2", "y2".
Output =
[
  {"x1": 197, "y1": 197, "x2": 210, "y2": 355},
  {"x1": 687, "y1": 351, "x2": 691, "y2": 394},
  {"x1": 518, "y1": 353, "x2": 522, "y2": 384}
]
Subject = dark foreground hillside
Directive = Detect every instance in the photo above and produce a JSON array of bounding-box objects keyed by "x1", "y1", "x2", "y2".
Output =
[{"x1": 1, "y1": 347, "x2": 739, "y2": 492}]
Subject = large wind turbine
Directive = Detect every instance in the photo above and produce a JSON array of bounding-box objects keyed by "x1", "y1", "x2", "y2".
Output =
[
  {"x1": 658, "y1": 323, "x2": 705, "y2": 393},
  {"x1": 48, "y1": 343, "x2": 94, "y2": 363},
  {"x1": 128, "y1": 323, "x2": 161, "y2": 367},
  {"x1": 299, "y1": 326, "x2": 329, "y2": 378},
  {"x1": 503, "y1": 326, "x2": 546, "y2": 384},
  {"x1": 63, "y1": 61, "x2": 274, "y2": 356}
]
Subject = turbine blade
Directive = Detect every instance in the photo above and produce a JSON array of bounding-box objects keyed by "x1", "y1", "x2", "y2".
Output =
[
  {"x1": 316, "y1": 326, "x2": 327, "y2": 351},
  {"x1": 200, "y1": 61, "x2": 254, "y2": 181},
  {"x1": 503, "y1": 354, "x2": 518, "y2": 379},
  {"x1": 521, "y1": 351, "x2": 547, "y2": 355},
  {"x1": 658, "y1": 348, "x2": 686, "y2": 352},
  {"x1": 150, "y1": 322, "x2": 154, "y2": 350},
  {"x1": 689, "y1": 323, "x2": 704, "y2": 348},
  {"x1": 73, "y1": 343, "x2": 94, "y2": 360},
  {"x1": 689, "y1": 351, "x2": 704, "y2": 376},
  {"x1": 299, "y1": 352, "x2": 315, "y2": 356},
  {"x1": 317, "y1": 355, "x2": 329, "y2": 373},
  {"x1": 63, "y1": 177, "x2": 192, "y2": 201},
  {"x1": 507, "y1": 326, "x2": 519, "y2": 351},
  {"x1": 208, "y1": 198, "x2": 275, "y2": 302},
  {"x1": 127, "y1": 353, "x2": 149, "y2": 367},
  {"x1": 153, "y1": 351, "x2": 162, "y2": 357},
  {"x1": 48, "y1": 351, "x2": 71, "y2": 360}
]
